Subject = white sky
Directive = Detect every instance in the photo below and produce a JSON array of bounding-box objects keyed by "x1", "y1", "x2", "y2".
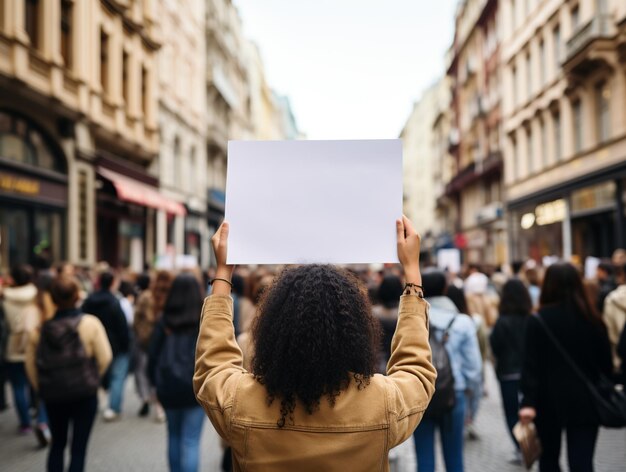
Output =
[{"x1": 234, "y1": 0, "x2": 458, "y2": 140}]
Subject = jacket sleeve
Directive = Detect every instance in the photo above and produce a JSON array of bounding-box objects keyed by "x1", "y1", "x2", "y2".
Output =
[
  {"x1": 489, "y1": 320, "x2": 504, "y2": 360},
  {"x1": 89, "y1": 317, "x2": 113, "y2": 376},
  {"x1": 113, "y1": 301, "x2": 130, "y2": 352},
  {"x1": 147, "y1": 322, "x2": 165, "y2": 386},
  {"x1": 193, "y1": 295, "x2": 245, "y2": 442},
  {"x1": 386, "y1": 295, "x2": 436, "y2": 447},
  {"x1": 25, "y1": 330, "x2": 40, "y2": 390},
  {"x1": 520, "y1": 316, "x2": 540, "y2": 408},
  {"x1": 460, "y1": 319, "x2": 483, "y2": 388}
]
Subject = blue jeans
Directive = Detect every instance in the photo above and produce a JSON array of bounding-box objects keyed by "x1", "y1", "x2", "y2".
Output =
[
  {"x1": 414, "y1": 390, "x2": 465, "y2": 472},
  {"x1": 107, "y1": 354, "x2": 130, "y2": 413},
  {"x1": 165, "y1": 406, "x2": 205, "y2": 472},
  {"x1": 7, "y1": 362, "x2": 48, "y2": 427}
]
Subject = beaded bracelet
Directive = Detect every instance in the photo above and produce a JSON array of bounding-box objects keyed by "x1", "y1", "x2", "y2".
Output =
[
  {"x1": 210, "y1": 278, "x2": 233, "y2": 288},
  {"x1": 404, "y1": 282, "x2": 424, "y2": 298}
]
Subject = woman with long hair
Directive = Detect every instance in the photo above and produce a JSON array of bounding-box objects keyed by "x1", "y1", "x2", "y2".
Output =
[
  {"x1": 149, "y1": 273, "x2": 205, "y2": 472},
  {"x1": 489, "y1": 279, "x2": 532, "y2": 463},
  {"x1": 194, "y1": 217, "x2": 435, "y2": 470},
  {"x1": 519, "y1": 263, "x2": 613, "y2": 472}
]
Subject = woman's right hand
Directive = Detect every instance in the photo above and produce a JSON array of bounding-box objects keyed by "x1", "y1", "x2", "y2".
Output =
[
  {"x1": 396, "y1": 215, "x2": 421, "y2": 286},
  {"x1": 519, "y1": 407, "x2": 536, "y2": 425}
]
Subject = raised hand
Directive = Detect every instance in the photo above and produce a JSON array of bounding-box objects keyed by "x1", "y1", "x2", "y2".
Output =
[{"x1": 396, "y1": 215, "x2": 422, "y2": 286}]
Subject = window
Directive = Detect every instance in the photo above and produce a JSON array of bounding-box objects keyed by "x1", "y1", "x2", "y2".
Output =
[
  {"x1": 25, "y1": 0, "x2": 40, "y2": 49},
  {"x1": 573, "y1": 99, "x2": 583, "y2": 153},
  {"x1": 526, "y1": 126, "x2": 533, "y2": 175},
  {"x1": 141, "y1": 66, "x2": 148, "y2": 117},
  {"x1": 511, "y1": 135, "x2": 518, "y2": 180},
  {"x1": 553, "y1": 109, "x2": 561, "y2": 161},
  {"x1": 172, "y1": 137, "x2": 180, "y2": 187},
  {"x1": 595, "y1": 81, "x2": 610, "y2": 143},
  {"x1": 100, "y1": 29, "x2": 109, "y2": 94},
  {"x1": 553, "y1": 25, "x2": 561, "y2": 71},
  {"x1": 60, "y1": 0, "x2": 72, "y2": 69},
  {"x1": 571, "y1": 5, "x2": 580, "y2": 31},
  {"x1": 526, "y1": 52, "x2": 532, "y2": 100},
  {"x1": 539, "y1": 39, "x2": 546, "y2": 87},
  {"x1": 0, "y1": 111, "x2": 65, "y2": 173},
  {"x1": 189, "y1": 147, "x2": 196, "y2": 193},
  {"x1": 122, "y1": 51, "x2": 129, "y2": 107}
]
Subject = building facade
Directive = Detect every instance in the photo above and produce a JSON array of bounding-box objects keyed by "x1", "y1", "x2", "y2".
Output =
[
  {"x1": 155, "y1": 0, "x2": 208, "y2": 269},
  {"x1": 447, "y1": 0, "x2": 507, "y2": 266},
  {"x1": 400, "y1": 80, "x2": 448, "y2": 261},
  {"x1": 502, "y1": 0, "x2": 626, "y2": 263},
  {"x1": 0, "y1": 0, "x2": 174, "y2": 273}
]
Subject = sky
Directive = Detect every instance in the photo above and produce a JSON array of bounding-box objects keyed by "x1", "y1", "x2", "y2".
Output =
[{"x1": 234, "y1": 0, "x2": 458, "y2": 140}]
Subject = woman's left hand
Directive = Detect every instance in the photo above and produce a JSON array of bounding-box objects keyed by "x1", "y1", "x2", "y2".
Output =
[{"x1": 211, "y1": 221, "x2": 235, "y2": 293}]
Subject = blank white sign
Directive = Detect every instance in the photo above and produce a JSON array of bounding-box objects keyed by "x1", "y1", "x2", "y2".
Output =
[{"x1": 225, "y1": 140, "x2": 402, "y2": 265}]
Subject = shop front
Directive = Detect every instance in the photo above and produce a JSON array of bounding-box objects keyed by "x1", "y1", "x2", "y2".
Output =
[
  {"x1": 96, "y1": 163, "x2": 185, "y2": 271},
  {"x1": 508, "y1": 174, "x2": 626, "y2": 264},
  {"x1": 0, "y1": 111, "x2": 67, "y2": 273}
]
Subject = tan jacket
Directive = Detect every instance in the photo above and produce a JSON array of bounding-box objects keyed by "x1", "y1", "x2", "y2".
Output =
[
  {"x1": 194, "y1": 294, "x2": 436, "y2": 472},
  {"x1": 603, "y1": 285, "x2": 626, "y2": 370},
  {"x1": 25, "y1": 314, "x2": 113, "y2": 391},
  {"x1": 3, "y1": 284, "x2": 40, "y2": 362}
]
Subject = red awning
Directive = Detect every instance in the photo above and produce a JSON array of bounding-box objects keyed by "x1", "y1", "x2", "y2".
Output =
[{"x1": 98, "y1": 168, "x2": 186, "y2": 216}]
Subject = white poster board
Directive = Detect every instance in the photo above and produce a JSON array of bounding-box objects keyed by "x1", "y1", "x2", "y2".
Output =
[
  {"x1": 225, "y1": 140, "x2": 402, "y2": 264},
  {"x1": 437, "y1": 248, "x2": 461, "y2": 274}
]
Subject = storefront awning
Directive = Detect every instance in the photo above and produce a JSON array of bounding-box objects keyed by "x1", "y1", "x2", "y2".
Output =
[{"x1": 98, "y1": 168, "x2": 186, "y2": 216}]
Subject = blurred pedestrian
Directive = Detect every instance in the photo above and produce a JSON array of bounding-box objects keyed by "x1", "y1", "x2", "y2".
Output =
[
  {"x1": 519, "y1": 263, "x2": 613, "y2": 472},
  {"x1": 118, "y1": 280, "x2": 136, "y2": 327},
  {"x1": 2, "y1": 264, "x2": 50, "y2": 443},
  {"x1": 0, "y1": 295, "x2": 8, "y2": 411},
  {"x1": 525, "y1": 267, "x2": 541, "y2": 310},
  {"x1": 195, "y1": 218, "x2": 436, "y2": 470},
  {"x1": 618, "y1": 324, "x2": 626, "y2": 385},
  {"x1": 149, "y1": 273, "x2": 205, "y2": 472},
  {"x1": 26, "y1": 276, "x2": 112, "y2": 472},
  {"x1": 82, "y1": 271, "x2": 130, "y2": 421},
  {"x1": 413, "y1": 270, "x2": 482, "y2": 472},
  {"x1": 134, "y1": 271, "x2": 173, "y2": 420},
  {"x1": 489, "y1": 279, "x2": 532, "y2": 464},
  {"x1": 603, "y1": 262, "x2": 626, "y2": 371},
  {"x1": 596, "y1": 261, "x2": 616, "y2": 314},
  {"x1": 372, "y1": 275, "x2": 404, "y2": 372}
]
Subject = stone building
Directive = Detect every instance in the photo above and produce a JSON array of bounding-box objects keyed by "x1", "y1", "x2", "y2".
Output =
[
  {"x1": 446, "y1": 0, "x2": 507, "y2": 266},
  {"x1": 0, "y1": 0, "x2": 171, "y2": 272},
  {"x1": 502, "y1": 0, "x2": 626, "y2": 262}
]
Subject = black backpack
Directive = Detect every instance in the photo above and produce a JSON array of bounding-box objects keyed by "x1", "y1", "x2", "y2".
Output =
[
  {"x1": 423, "y1": 315, "x2": 456, "y2": 418},
  {"x1": 36, "y1": 316, "x2": 100, "y2": 403},
  {"x1": 154, "y1": 329, "x2": 198, "y2": 409}
]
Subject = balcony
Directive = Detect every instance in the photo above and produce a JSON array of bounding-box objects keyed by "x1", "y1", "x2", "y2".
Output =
[
  {"x1": 444, "y1": 151, "x2": 503, "y2": 197},
  {"x1": 476, "y1": 201, "x2": 503, "y2": 225},
  {"x1": 564, "y1": 15, "x2": 617, "y2": 76}
]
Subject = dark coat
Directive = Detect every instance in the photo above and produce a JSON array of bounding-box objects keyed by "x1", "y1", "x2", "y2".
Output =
[
  {"x1": 618, "y1": 325, "x2": 626, "y2": 384},
  {"x1": 521, "y1": 302, "x2": 613, "y2": 426},
  {"x1": 489, "y1": 314, "x2": 527, "y2": 379},
  {"x1": 82, "y1": 291, "x2": 130, "y2": 356}
]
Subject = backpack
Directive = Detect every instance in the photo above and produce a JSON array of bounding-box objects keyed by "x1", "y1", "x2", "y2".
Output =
[
  {"x1": 423, "y1": 315, "x2": 457, "y2": 419},
  {"x1": 154, "y1": 329, "x2": 198, "y2": 409},
  {"x1": 36, "y1": 316, "x2": 100, "y2": 403}
]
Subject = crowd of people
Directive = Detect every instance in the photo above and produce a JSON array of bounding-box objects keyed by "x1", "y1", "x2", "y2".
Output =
[{"x1": 1, "y1": 227, "x2": 626, "y2": 471}]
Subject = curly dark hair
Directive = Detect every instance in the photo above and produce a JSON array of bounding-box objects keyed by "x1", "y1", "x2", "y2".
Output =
[{"x1": 251, "y1": 265, "x2": 381, "y2": 427}]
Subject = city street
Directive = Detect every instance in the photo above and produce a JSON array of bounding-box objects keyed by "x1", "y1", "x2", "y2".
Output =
[{"x1": 2, "y1": 363, "x2": 625, "y2": 472}]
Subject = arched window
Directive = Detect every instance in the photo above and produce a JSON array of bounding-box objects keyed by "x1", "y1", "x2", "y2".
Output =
[{"x1": 0, "y1": 110, "x2": 66, "y2": 173}]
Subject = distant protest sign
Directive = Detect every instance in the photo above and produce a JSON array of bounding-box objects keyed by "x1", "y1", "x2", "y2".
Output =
[{"x1": 225, "y1": 140, "x2": 402, "y2": 264}]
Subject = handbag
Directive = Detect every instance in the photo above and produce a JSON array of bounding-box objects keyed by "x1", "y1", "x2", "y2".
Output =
[
  {"x1": 513, "y1": 421, "x2": 541, "y2": 470},
  {"x1": 534, "y1": 314, "x2": 626, "y2": 428}
]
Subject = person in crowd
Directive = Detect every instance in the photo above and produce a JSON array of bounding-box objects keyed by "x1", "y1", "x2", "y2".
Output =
[
  {"x1": 445, "y1": 285, "x2": 468, "y2": 315},
  {"x1": 525, "y1": 267, "x2": 541, "y2": 310},
  {"x1": 118, "y1": 280, "x2": 136, "y2": 327},
  {"x1": 519, "y1": 263, "x2": 613, "y2": 472},
  {"x1": 413, "y1": 270, "x2": 482, "y2": 472},
  {"x1": 149, "y1": 273, "x2": 205, "y2": 472},
  {"x1": 596, "y1": 261, "x2": 616, "y2": 315},
  {"x1": 618, "y1": 324, "x2": 626, "y2": 385},
  {"x1": 26, "y1": 276, "x2": 111, "y2": 472},
  {"x1": 372, "y1": 275, "x2": 404, "y2": 372},
  {"x1": 195, "y1": 218, "x2": 435, "y2": 470},
  {"x1": 464, "y1": 264, "x2": 497, "y2": 327},
  {"x1": 134, "y1": 271, "x2": 173, "y2": 420},
  {"x1": 82, "y1": 271, "x2": 130, "y2": 421},
  {"x1": 612, "y1": 248, "x2": 626, "y2": 268},
  {"x1": 489, "y1": 279, "x2": 532, "y2": 464},
  {"x1": 603, "y1": 262, "x2": 626, "y2": 371},
  {"x1": 2, "y1": 264, "x2": 50, "y2": 444}
]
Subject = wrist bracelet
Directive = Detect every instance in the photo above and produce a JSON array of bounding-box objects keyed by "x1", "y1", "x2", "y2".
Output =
[
  {"x1": 403, "y1": 283, "x2": 424, "y2": 298},
  {"x1": 404, "y1": 282, "x2": 423, "y2": 291},
  {"x1": 210, "y1": 278, "x2": 232, "y2": 288}
]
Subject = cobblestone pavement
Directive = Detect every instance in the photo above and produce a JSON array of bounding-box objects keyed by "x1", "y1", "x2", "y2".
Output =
[{"x1": 1, "y1": 364, "x2": 625, "y2": 471}]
